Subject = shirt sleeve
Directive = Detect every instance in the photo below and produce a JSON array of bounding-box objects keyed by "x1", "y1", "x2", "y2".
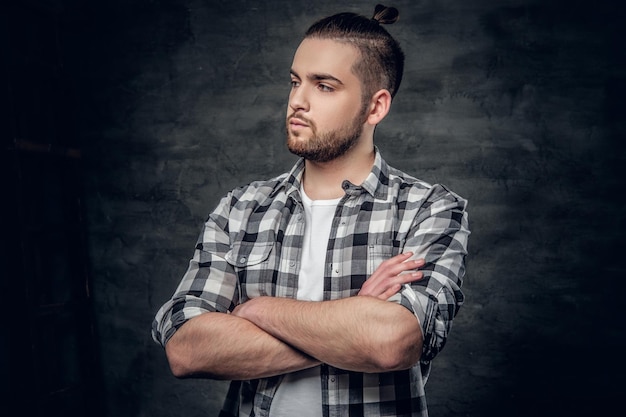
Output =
[
  {"x1": 151, "y1": 192, "x2": 239, "y2": 347},
  {"x1": 398, "y1": 184, "x2": 470, "y2": 362}
]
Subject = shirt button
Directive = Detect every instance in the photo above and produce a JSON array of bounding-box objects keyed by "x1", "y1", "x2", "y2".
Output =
[
  {"x1": 239, "y1": 257, "x2": 247, "y2": 263},
  {"x1": 289, "y1": 261, "x2": 296, "y2": 267},
  {"x1": 330, "y1": 377, "x2": 336, "y2": 383}
]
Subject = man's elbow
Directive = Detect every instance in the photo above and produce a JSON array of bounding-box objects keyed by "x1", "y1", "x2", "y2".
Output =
[
  {"x1": 375, "y1": 329, "x2": 423, "y2": 371},
  {"x1": 379, "y1": 309, "x2": 424, "y2": 371},
  {"x1": 377, "y1": 342, "x2": 422, "y2": 371},
  {"x1": 165, "y1": 335, "x2": 229, "y2": 380},
  {"x1": 165, "y1": 341, "x2": 192, "y2": 378}
]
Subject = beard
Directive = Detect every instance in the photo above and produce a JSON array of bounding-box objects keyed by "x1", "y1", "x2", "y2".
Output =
[{"x1": 286, "y1": 107, "x2": 367, "y2": 163}]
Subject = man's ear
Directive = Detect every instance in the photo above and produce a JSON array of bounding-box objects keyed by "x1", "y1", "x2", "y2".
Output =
[{"x1": 366, "y1": 89, "x2": 392, "y2": 125}]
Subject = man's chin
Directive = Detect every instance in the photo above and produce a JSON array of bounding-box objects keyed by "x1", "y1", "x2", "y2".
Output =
[
  {"x1": 286, "y1": 143, "x2": 306, "y2": 158},
  {"x1": 286, "y1": 140, "x2": 314, "y2": 159},
  {"x1": 286, "y1": 135, "x2": 309, "y2": 152}
]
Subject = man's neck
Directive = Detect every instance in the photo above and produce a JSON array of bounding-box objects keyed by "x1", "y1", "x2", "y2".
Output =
[{"x1": 302, "y1": 142, "x2": 375, "y2": 200}]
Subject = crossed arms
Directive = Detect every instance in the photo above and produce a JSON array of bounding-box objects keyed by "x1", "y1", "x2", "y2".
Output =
[{"x1": 165, "y1": 253, "x2": 425, "y2": 380}]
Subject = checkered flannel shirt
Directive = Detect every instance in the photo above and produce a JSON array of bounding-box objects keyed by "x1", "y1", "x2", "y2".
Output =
[{"x1": 152, "y1": 148, "x2": 470, "y2": 417}]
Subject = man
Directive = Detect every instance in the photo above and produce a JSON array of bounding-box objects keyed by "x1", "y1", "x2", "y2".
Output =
[{"x1": 152, "y1": 4, "x2": 469, "y2": 417}]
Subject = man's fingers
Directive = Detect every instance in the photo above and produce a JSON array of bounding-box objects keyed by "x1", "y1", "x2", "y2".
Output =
[
  {"x1": 370, "y1": 271, "x2": 424, "y2": 300},
  {"x1": 399, "y1": 271, "x2": 423, "y2": 284},
  {"x1": 375, "y1": 257, "x2": 424, "y2": 281},
  {"x1": 378, "y1": 252, "x2": 414, "y2": 269},
  {"x1": 358, "y1": 253, "x2": 426, "y2": 298},
  {"x1": 379, "y1": 285, "x2": 401, "y2": 301}
]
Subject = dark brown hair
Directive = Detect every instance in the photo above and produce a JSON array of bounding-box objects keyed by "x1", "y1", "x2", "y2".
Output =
[{"x1": 304, "y1": 4, "x2": 405, "y2": 100}]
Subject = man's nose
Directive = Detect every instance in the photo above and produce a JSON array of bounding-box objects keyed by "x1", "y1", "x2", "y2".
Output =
[{"x1": 289, "y1": 85, "x2": 309, "y2": 112}]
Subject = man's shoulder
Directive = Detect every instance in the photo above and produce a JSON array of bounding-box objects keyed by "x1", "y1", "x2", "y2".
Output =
[
  {"x1": 383, "y1": 163, "x2": 467, "y2": 207},
  {"x1": 385, "y1": 164, "x2": 431, "y2": 189},
  {"x1": 228, "y1": 172, "x2": 291, "y2": 203}
]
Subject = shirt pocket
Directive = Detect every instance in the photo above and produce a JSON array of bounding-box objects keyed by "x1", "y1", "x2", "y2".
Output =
[
  {"x1": 225, "y1": 239, "x2": 277, "y2": 300},
  {"x1": 367, "y1": 237, "x2": 404, "y2": 302},
  {"x1": 367, "y1": 237, "x2": 404, "y2": 275}
]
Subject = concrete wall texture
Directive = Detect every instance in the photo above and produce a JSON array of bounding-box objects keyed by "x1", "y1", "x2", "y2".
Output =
[{"x1": 64, "y1": 0, "x2": 625, "y2": 416}]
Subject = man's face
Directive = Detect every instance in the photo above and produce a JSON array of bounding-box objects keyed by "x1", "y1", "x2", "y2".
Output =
[{"x1": 286, "y1": 38, "x2": 368, "y2": 162}]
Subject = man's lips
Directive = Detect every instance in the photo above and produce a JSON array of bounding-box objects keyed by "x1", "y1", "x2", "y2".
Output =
[
  {"x1": 288, "y1": 117, "x2": 311, "y2": 134},
  {"x1": 289, "y1": 117, "x2": 309, "y2": 128}
]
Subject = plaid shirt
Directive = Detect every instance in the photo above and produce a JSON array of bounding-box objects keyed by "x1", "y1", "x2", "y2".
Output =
[{"x1": 152, "y1": 148, "x2": 470, "y2": 417}]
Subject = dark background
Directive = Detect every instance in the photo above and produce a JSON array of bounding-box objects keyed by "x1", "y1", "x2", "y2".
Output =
[{"x1": 2, "y1": 0, "x2": 625, "y2": 416}]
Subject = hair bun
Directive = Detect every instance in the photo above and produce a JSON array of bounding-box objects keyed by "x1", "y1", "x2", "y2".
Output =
[{"x1": 372, "y1": 4, "x2": 399, "y2": 24}]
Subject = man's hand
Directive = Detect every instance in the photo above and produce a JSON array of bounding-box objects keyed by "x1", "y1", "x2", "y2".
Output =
[{"x1": 358, "y1": 252, "x2": 425, "y2": 300}]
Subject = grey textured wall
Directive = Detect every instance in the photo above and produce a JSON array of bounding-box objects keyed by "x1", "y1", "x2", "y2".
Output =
[{"x1": 74, "y1": 0, "x2": 624, "y2": 416}]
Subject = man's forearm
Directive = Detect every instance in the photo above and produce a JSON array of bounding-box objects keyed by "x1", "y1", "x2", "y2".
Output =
[
  {"x1": 165, "y1": 311, "x2": 320, "y2": 380},
  {"x1": 234, "y1": 296, "x2": 423, "y2": 373}
]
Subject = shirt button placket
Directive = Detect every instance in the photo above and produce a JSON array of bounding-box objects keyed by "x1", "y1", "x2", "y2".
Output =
[
  {"x1": 328, "y1": 373, "x2": 339, "y2": 417},
  {"x1": 292, "y1": 209, "x2": 304, "y2": 271}
]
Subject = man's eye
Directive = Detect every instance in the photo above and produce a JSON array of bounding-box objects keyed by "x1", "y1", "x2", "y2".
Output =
[
  {"x1": 290, "y1": 80, "x2": 300, "y2": 88},
  {"x1": 318, "y1": 84, "x2": 334, "y2": 92}
]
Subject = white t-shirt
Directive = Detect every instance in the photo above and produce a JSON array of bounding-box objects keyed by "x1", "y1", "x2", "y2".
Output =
[{"x1": 268, "y1": 188, "x2": 341, "y2": 417}]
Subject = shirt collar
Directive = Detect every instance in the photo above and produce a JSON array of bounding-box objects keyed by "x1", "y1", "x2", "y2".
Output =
[
  {"x1": 340, "y1": 147, "x2": 391, "y2": 200},
  {"x1": 272, "y1": 157, "x2": 305, "y2": 200},
  {"x1": 356, "y1": 146, "x2": 391, "y2": 200},
  {"x1": 272, "y1": 146, "x2": 391, "y2": 200}
]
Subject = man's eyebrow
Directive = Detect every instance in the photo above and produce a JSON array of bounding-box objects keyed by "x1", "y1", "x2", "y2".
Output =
[{"x1": 290, "y1": 69, "x2": 344, "y2": 85}]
